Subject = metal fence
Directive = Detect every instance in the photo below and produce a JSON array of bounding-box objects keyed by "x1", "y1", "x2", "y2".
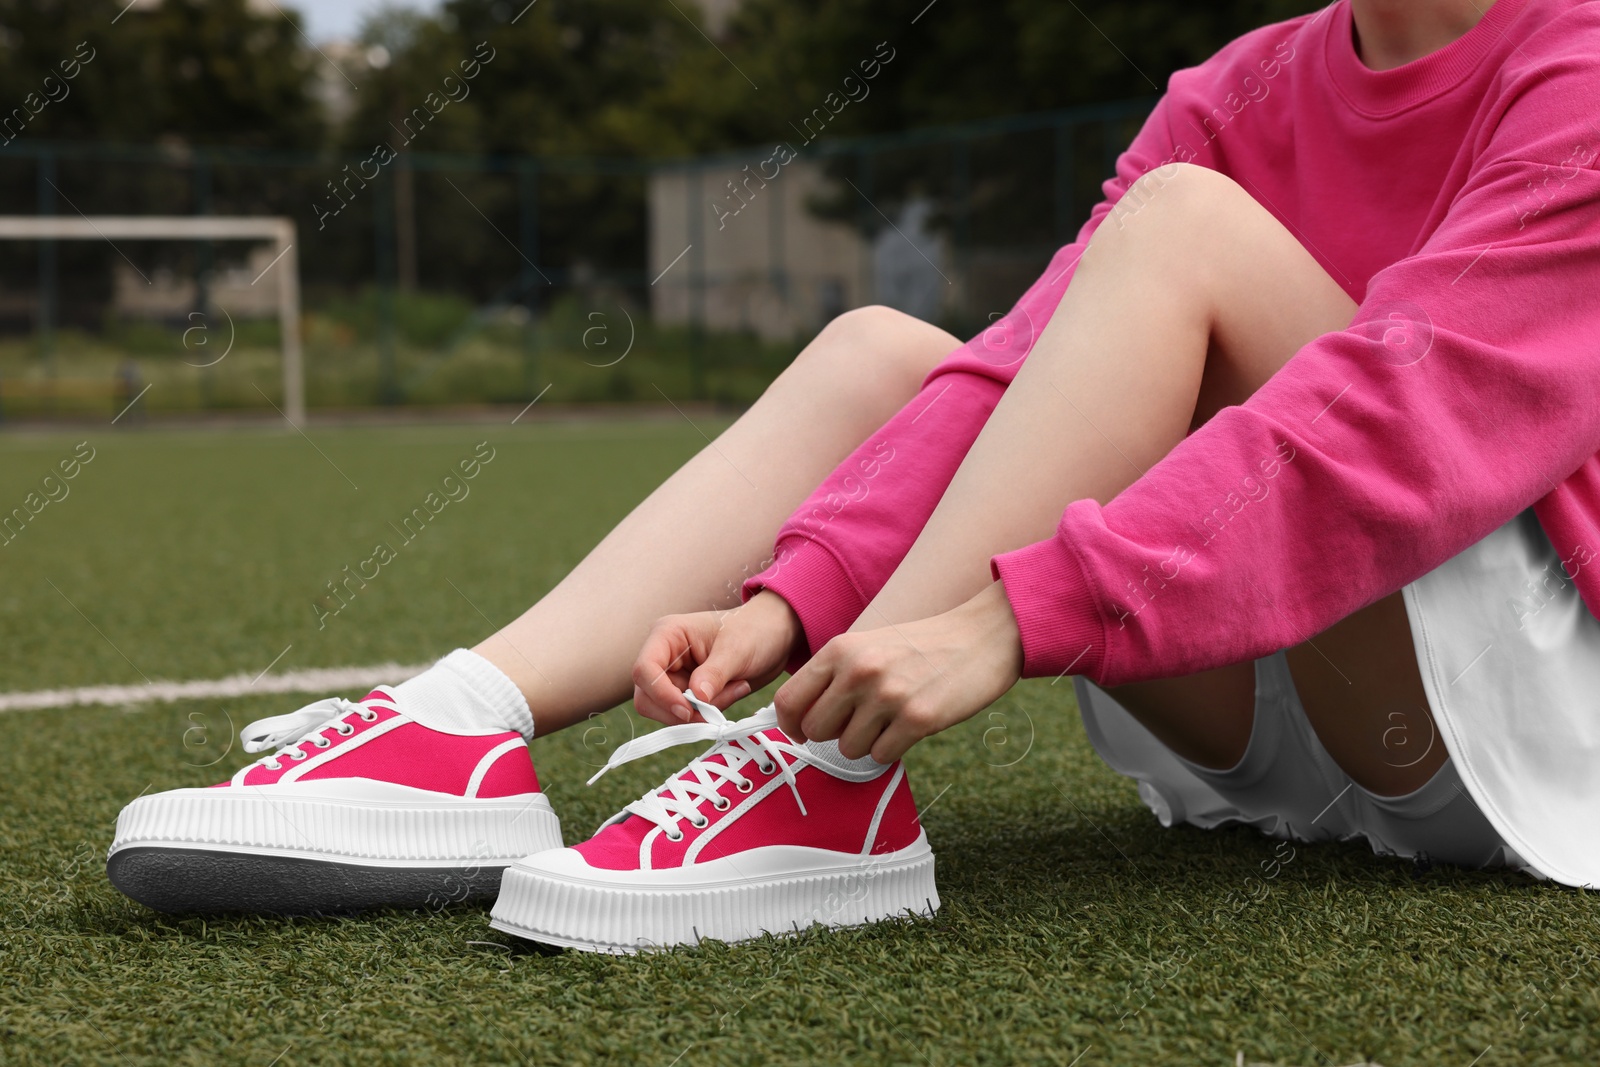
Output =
[{"x1": 0, "y1": 96, "x2": 1153, "y2": 418}]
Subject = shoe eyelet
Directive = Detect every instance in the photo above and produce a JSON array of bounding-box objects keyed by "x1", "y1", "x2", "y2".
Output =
[
  {"x1": 712, "y1": 796, "x2": 731, "y2": 811},
  {"x1": 757, "y1": 761, "x2": 776, "y2": 775},
  {"x1": 734, "y1": 779, "x2": 754, "y2": 793},
  {"x1": 690, "y1": 816, "x2": 709, "y2": 829},
  {"x1": 360, "y1": 710, "x2": 379, "y2": 722},
  {"x1": 337, "y1": 723, "x2": 355, "y2": 736},
  {"x1": 265, "y1": 760, "x2": 282, "y2": 771},
  {"x1": 314, "y1": 736, "x2": 332, "y2": 748},
  {"x1": 289, "y1": 749, "x2": 308, "y2": 761},
  {"x1": 666, "y1": 830, "x2": 685, "y2": 843}
]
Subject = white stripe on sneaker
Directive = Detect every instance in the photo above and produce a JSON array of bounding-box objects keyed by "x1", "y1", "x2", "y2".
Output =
[
  {"x1": 861, "y1": 763, "x2": 906, "y2": 856},
  {"x1": 279, "y1": 715, "x2": 409, "y2": 783},
  {"x1": 683, "y1": 769, "x2": 791, "y2": 866},
  {"x1": 465, "y1": 737, "x2": 528, "y2": 798},
  {"x1": 0, "y1": 664, "x2": 432, "y2": 714}
]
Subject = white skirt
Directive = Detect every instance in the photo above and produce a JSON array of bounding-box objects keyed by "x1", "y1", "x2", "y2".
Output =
[
  {"x1": 1404, "y1": 508, "x2": 1600, "y2": 887},
  {"x1": 1078, "y1": 509, "x2": 1598, "y2": 887}
]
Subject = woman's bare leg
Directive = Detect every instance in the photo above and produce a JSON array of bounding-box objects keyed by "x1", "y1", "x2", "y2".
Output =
[
  {"x1": 851, "y1": 163, "x2": 1445, "y2": 793},
  {"x1": 475, "y1": 307, "x2": 959, "y2": 735}
]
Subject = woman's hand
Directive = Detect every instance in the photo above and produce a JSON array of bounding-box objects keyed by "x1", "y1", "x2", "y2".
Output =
[
  {"x1": 631, "y1": 590, "x2": 803, "y2": 726},
  {"x1": 774, "y1": 582, "x2": 1025, "y2": 763}
]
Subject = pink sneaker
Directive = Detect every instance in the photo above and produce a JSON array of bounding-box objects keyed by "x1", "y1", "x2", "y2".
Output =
[
  {"x1": 107, "y1": 688, "x2": 562, "y2": 914},
  {"x1": 490, "y1": 696, "x2": 938, "y2": 953}
]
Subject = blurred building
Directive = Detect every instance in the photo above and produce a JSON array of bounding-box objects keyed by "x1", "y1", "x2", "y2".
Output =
[
  {"x1": 648, "y1": 155, "x2": 950, "y2": 341},
  {"x1": 310, "y1": 40, "x2": 385, "y2": 125},
  {"x1": 112, "y1": 243, "x2": 285, "y2": 320},
  {"x1": 698, "y1": 0, "x2": 744, "y2": 34}
]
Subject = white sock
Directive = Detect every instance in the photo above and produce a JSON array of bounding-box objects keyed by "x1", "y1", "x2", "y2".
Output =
[
  {"x1": 391, "y1": 648, "x2": 534, "y2": 739},
  {"x1": 804, "y1": 738, "x2": 887, "y2": 775}
]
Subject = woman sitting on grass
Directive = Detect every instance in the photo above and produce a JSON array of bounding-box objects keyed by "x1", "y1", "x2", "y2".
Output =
[{"x1": 109, "y1": 0, "x2": 1600, "y2": 951}]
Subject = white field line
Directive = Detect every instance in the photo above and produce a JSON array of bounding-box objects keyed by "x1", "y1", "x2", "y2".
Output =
[{"x1": 0, "y1": 663, "x2": 431, "y2": 715}]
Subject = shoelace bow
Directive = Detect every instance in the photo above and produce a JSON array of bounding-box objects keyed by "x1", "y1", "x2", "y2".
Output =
[
  {"x1": 588, "y1": 692, "x2": 810, "y2": 839},
  {"x1": 238, "y1": 696, "x2": 378, "y2": 769}
]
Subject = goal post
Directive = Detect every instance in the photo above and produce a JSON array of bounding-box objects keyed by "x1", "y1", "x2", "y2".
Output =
[{"x1": 0, "y1": 216, "x2": 304, "y2": 423}]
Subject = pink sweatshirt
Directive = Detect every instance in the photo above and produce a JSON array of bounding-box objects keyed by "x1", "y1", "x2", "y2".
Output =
[{"x1": 746, "y1": 0, "x2": 1600, "y2": 686}]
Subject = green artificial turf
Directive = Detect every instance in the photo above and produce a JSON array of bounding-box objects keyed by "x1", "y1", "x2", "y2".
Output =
[{"x1": 1, "y1": 421, "x2": 1596, "y2": 1066}]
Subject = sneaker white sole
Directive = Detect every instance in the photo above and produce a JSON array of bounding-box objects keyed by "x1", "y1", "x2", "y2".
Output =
[
  {"x1": 107, "y1": 783, "x2": 562, "y2": 914},
  {"x1": 489, "y1": 831, "x2": 939, "y2": 953}
]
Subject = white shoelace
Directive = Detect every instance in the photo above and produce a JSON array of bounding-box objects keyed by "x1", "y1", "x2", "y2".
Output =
[
  {"x1": 588, "y1": 692, "x2": 810, "y2": 840},
  {"x1": 238, "y1": 696, "x2": 378, "y2": 771}
]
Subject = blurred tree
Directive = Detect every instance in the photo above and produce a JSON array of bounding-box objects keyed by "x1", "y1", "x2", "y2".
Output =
[
  {"x1": 0, "y1": 0, "x2": 1328, "y2": 157},
  {"x1": 0, "y1": 0, "x2": 324, "y2": 335},
  {"x1": 135, "y1": 0, "x2": 324, "y2": 150},
  {"x1": 336, "y1": 0, "x2": 1329, "y2": 162},
  {"x1": 696, "y1": 0, "x2": 1326, "y2": 142},
  {"x1": 0, "y1": 0, "x2": 323, "y2": 149},
  {"x1": 418, "y1": 0, "x2": 726, "y2": 158},
  {"x1": 322, "y1": 0, "x2": 1327, "y2": 297},
  {"x1": 333, "y1": 0, "x2": 734, "y2": 299},
  {"x1": 0, "y1": 0, "x2": 1331, "y2": 322}
]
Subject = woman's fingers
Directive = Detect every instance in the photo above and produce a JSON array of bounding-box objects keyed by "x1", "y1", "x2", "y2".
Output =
[
  {"x1": 690, "y1": 626, "x2": 784, "y2": 710},
  {"x1": 836, "y1": 698, "x2": 894, "y2": 760},
  {"x1": 774, "y1": 586, "x2": 1027, "y2": 760},
  {"x1": 773, "y1": 648, "x2": 838, "y2": 739},
  {"x1": 797, "y1": 676, "x2": 859, "y2": 744},
  {"x1": 778, "y1": 631, "x2": 937, "y2": 758},
  {"x1": 869, "y1": 716, "x2": 924, "y2": 765},
  {"x1": 632, "y1": 684, "x2": 685, "y2": 727},
  {"x1": 707, "y1": 679, "x2": 753, "y2": 709},
  {"x1": 687, "y1": 637, "x2": 746, "y2": 705},
  {"x1": 790, "y1": 635, "x2": 900, "y2": 744},
  {"x1": 636, "y1": 595, "x2": 807, "y2": 725},
  {"x1": 632, "y1": 619, "x2": 701, "y2": 720}
]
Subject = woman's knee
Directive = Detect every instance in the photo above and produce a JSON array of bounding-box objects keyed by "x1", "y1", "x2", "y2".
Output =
[
  {"x1": 800, "y1": 305, "x2": 958, "y2": 398},
  {"x1": 1110, "y1": 162, "x2": 1256, "y2": 237}
]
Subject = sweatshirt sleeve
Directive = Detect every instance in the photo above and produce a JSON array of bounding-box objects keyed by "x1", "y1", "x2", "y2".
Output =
[
  {"x1": 993, "y1": 62, "x2": 1600, "y2": 685},
  {"x1": 743, "y1": 96, "x2": 1185, "y2": 662}
]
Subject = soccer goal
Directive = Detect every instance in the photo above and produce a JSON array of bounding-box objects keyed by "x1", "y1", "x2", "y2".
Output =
[{"x1": 0, "y1": 216, "x2": 304, "y2": 422}]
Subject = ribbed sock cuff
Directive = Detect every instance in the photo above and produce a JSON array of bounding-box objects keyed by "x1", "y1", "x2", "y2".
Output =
[
  {"x1": 392, "y1": 648, "x2": 535, "y2": 739},
  {"x1": 803, "y1": 738, "x2": 888, "y2": 775}
]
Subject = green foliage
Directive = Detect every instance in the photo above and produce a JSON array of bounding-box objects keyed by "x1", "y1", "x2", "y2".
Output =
[
  {"x1": 318, "y1": 287, "x2": 476, "y2": 348},
  {"x1": 0, "y1": 0, "x2": 323, "y2": 150},
  {"x1": 352, "y1": 0, "x2": 721, "y2": 159},
  {"x1": 399, "y1": 0, "x2": 1328, "y2": 159},
  {"x1": 704, "y1": 0, "x2": 1324, "y2": 139},
  {"x1": 0, "y1": 301, "x2": 795, "y2": 416},
  {"x1": 321, "y1": 0, "x2": 1328, "y2": 301},
  {"x1": 0, "y1": 0, "x2": 1327, "y2": 160}
]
